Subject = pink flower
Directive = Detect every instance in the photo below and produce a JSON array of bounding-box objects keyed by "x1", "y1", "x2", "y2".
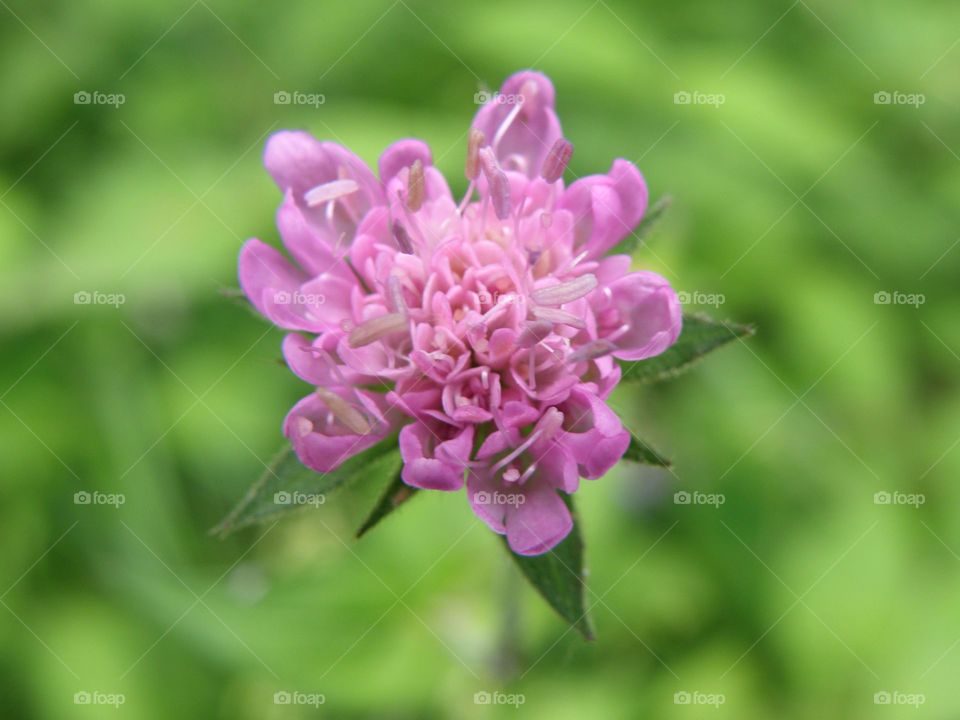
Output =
[{"x1": 239, "y1": 70, "x2": 681, "y2": 555}]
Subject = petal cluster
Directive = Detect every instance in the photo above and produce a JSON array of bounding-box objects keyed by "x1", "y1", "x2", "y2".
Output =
[{"x1": 239, "y1": 71, "x2": 681, "y2": 555}]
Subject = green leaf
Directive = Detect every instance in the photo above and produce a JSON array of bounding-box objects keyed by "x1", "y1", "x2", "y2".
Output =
[
  {"x1": 505, "y1": 497, "x2": 594, "y2": 640},
  {"x1": 622, "y1": 435, "x2": 671, "y2": 467},
  {"x1": 212, "y1": 438, "x2": 399, "y2": 537},
  {"x1": 608, "y1": 195, "x2": 672, "y2": 256},
  {"x1": 356, "y1": 471, "x2": 419, "y2": 538},
  {"x1": 619, "y1": 313, "x2": 754, "y2": 384}
]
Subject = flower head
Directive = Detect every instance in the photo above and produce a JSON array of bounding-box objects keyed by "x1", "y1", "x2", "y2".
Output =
[{"x1": 239, "y1": 70, "x2": 681, "y2": 555}]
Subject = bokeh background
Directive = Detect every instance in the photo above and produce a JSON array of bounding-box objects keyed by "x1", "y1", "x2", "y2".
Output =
[{"x1": 2, "y1": 0, "x2": 959, "y2": 717}]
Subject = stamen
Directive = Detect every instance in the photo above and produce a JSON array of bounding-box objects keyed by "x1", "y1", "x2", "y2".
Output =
[
  {"x1": 518, "y1": 462, "x2": 538, "y2": 484},
  {"x1": 530, "y1": 273, "x2": 598, "y2": 306},
  {"x1": 491, "y1": 427, "x2": 544, "y2": 474},
  {"x1": 348, "y1": 313, "x2": 408, "y2": 348},
  {"x1": 406, "y1": 159, "x2": 424, "y2": 212},
  {"x1": 314, "y1": 387, "x2": 372, "y2": 435},
  {"x1": 503, "y1": 466, "x2": 520, "y2": 483},
  {"x1": 290, "y1": 416, "x2": 313, "y2": 438},
  {"x1": 392, "y1": 221, "x2": 413, "y2": 254},
  {"x1": 479, "y1": 147, "x2": 511, "y2": 220},
  {"x1": 305, "y1": 179, "x2": 359, "y2": 207},
  {"x1": 532, "y1": 306, "x2": 586, "y2": 329},
  {"x1": 465, "y1": 129, "x2": 484, "y2": 180},
  {"x1": 541, "y1": 139, "x2": 573, "y2": 183},
  {"x1": 569, "y1": 339, "x2": 616, "y2": 363},
  {"x1": 387, "y1": 274, "x2": 407, "y2": 314},
  {"x1": 492, "y1": 100, "x2": 524, "y2": 150}
]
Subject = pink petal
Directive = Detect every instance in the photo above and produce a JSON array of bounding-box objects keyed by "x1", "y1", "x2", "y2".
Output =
[
  {"x1": 379, "y1": 139, "x2": 432, "y2": 187},
  {"x1": 283, "y1": 390, "x2": 389, "y2": 472},
  {"x1": 504, "y1": 481, "x2": 573, "y2": 556},
  {"x1": 264, "y1": 131, "x2": 383, "y2": 242},
  {"x1": 277, "y1": 190, "x2": 353, "y2": 277},
  {"x1": 607, "y1": 272, "x2": 682, "y2": 361},
  {"x1": 399, "y1": 423, "x2": 471, "y2": 491},
  {"x1": 560, "y1": 159, "x2": 648, "y2": 259},
  {"x1": 470, "y1": 70, "x2": 562, "y2": 178}
]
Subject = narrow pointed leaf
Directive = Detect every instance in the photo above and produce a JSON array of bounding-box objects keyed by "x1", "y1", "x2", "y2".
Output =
[
  {"x1": 619, "y1": 313, "x2": 754, "y2": 384},
  {"x1": 608, "y1": 195, "x2": 672, "y2": 256},
  {"x1": 505, "y1": 498, "x2": 594, "y2": 640},
  {"x1": 622, "y1": 435, "x2": 671, "y2": 467},
  {"x1": 356, "y1": 472, "x2": 419, "y2": 538},
  {"x1": 213, "y1": 438, "x2": 399, "y2": 537}
]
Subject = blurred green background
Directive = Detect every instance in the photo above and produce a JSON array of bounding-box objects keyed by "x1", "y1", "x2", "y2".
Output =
[{"x1": 2, "y1": 0, "x2": 959, "y2": 717}]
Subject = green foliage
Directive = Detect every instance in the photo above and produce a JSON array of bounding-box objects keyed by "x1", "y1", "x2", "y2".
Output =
[
  {"x1": 213, "y1": 440, "x2": 400, "y2": 537},
  {"x1": 505, "y1": 498, "x2": 594, "y2": 640},
  {"x1": 619, "y1": 314, "x2": 755, "y2": 384},
  {"x1": 622, "y1": 435, "x2": 672, "y2": 467}
]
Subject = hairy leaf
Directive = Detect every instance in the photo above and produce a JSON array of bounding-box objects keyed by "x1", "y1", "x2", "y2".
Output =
[
  {"x1": 213, "y1": 439, "x2": 399, "y2": 537},
  {"x1": 619, "y1": 313, "x2": 754, "y2": 384},
  {"x1": 506, "y1": 498, "x2": 594, "y2": 640}
]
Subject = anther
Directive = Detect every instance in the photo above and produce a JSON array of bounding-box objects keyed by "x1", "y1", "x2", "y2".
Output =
[
  {"x1": 406, "y1": 159, "x2": 424, "y2": 212},
  {"x1": 314, "y1": 388, "x2": 372, "y2": 435},
  {"x1": 541, "y1": 138, "x2": 573, "y2": 183},
  {"x1": 348, "y1": 313, "x2": 408, "y2": 348},
  {"x1": 304, "y1": 179, "x2": 359, "y2": 207},
  {"x1": 465, "y1": 129, "x2": 485, "y2": 181},
  {"x1": 392, "y1": 221, "x2": 413, "y2": 254},
  {"x1": 530, "y1": 273, "x2": 598, "y2": 306}
]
